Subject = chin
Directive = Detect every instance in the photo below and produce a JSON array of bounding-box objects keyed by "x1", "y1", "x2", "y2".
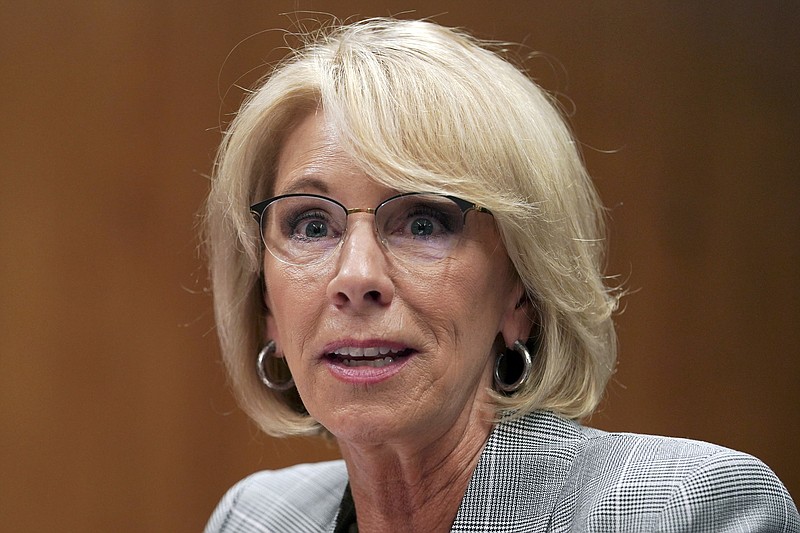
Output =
[{"x1": 317, "y1": 406, "x2": 424, "y2": 446}]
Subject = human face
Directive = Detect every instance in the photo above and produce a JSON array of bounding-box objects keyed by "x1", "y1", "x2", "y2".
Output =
[{"x1": 262, "y1": 111, "x2": 530, "y2": 446}]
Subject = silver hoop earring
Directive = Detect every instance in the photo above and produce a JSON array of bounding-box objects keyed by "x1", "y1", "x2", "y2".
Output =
[
  {"x1": 256, "y1": 340, "x2": 295, "y2": 391},
  {"x1": 494, "y1": 340, "x2": 533, "y2": 393}
]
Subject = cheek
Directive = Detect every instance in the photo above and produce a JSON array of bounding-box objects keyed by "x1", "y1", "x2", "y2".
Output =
[
  {"x1": 402, "y1": 257, "x2": 507, "y2": 347},
  {"x1": 263, "y1": 263, "x2": 331, "y2": 350}
]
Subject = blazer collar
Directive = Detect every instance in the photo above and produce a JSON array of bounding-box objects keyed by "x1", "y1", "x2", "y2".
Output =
[{"x1": 452, "y1": 411, "x2": 587, "y2": 532}]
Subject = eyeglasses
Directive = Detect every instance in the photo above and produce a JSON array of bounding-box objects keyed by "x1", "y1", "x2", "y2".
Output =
[{"x1": 250, "y1": 192, "x2": 491, "y2": 266}]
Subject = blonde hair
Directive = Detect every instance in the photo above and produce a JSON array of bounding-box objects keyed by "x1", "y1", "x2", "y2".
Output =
[{"x1": 204, "y1": 18, "x2": 619, "y2": 437}]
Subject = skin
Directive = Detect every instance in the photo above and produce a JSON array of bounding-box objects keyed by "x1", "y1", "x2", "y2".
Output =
[{"x1": 263, "y1": 110, "x2": 534, "y2": 532}]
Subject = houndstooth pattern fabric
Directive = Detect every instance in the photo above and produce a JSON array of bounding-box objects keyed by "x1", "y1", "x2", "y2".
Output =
[
  {"x1": 205, "y1": 460, "x2": 346, "y2": 533},
  {"x1": 205, "y1": 411, "x2": 799, "y2": 532}
]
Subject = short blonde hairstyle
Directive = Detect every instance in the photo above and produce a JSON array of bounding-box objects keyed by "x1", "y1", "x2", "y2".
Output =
[{"x1": 205, "y1": 18, "x2": 619, "y2": 437}]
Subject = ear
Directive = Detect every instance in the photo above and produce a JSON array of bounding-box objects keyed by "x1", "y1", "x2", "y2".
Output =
[
  {"x1": 499, "y1": 279, "x2": 536, "y2": 348},
  {"x1": 261, "y1": 277, "x2": 283, "y2": 356},
  {"x1": 265, "y1": 309, "x2": 280, "y2": 349}
]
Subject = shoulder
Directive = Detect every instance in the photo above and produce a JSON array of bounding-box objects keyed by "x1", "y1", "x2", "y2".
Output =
[
  {"x1": 462, "y1": 412, "x2": 798, "y2": 532},
  {"x1": 204, "y1": 459, "x2": 348, "y2": 533},
  {"x1": 556, "y1": 419, "x2": 800, "y2": 531}
]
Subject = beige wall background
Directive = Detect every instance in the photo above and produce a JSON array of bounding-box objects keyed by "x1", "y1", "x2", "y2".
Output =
[{"x1": 1, "y1": 2, "x2": 797, "y2": 531}]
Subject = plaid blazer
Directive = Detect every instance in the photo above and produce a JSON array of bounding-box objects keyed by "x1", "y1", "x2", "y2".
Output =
[{"x1": 205, "y1": 411, "x2": 799, "y2": 532}]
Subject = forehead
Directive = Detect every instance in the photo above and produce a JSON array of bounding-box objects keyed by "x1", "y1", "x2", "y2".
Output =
[{"x1": 273, "y1": 111, "x2": 359, "y2": 196}]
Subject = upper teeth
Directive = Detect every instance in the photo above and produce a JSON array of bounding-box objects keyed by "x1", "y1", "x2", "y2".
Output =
[{"x1": 333, "y1": 346, "x2": 401, "y2": 358}]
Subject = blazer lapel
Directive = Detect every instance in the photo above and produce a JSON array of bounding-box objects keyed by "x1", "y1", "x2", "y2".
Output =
[{"x1": 451, "y1": 411, "x2": 586, "y2": 533}]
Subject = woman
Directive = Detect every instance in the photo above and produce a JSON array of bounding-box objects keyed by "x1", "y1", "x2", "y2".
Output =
[{"x1": 204, "y1": 18, "x2": 798, "y2": 532}]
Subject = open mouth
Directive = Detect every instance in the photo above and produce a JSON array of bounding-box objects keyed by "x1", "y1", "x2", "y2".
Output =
[{"x1": 328, "y1": 346, "x2": 414, "y2": 368}]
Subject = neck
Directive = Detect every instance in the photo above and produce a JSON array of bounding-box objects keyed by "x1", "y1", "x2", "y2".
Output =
[{"x1": 337, "y1": 406, "x2": 494, "y2": 533}]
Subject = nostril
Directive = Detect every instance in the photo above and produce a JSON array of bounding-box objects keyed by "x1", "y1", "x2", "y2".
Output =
[{"x1": 366, "y1": 290, "x2": 381, "y2": 301}]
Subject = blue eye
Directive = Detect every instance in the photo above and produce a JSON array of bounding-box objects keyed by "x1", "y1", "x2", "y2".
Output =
[
  {"x1": 400, "y1": 205, "x2": 456, "y2": 239},
  {"x1": 304, "y1": 220, "x2": 327, "y2": 238},
  {"x1": 409, "y1": 217, "x2": 435, "y2": 236},
  {"x1": 292, "y1": 214, "x2": 329, "y2": 239}
]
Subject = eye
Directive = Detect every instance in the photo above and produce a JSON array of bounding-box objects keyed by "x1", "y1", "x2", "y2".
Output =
[
  {"x1": 270, "y1": 197, "x2": 345, "y2": 243},
  {"x1": 381, "y1": 199, "x2": 461, "y2": 240},
  {"x1": 291, "y1": 211, "x2": 330, "y2": 239},
  {"x1": 405, "y1": 210, "x2": 448, "y2": 237},
  {"x1": 410, "y1": 217, "x2": 435, "y2": 237}
]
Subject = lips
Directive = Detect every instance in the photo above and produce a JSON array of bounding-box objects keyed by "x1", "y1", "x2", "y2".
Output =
[{"x1": 325, "y1": 344, "x2": 414, "y2": 368}]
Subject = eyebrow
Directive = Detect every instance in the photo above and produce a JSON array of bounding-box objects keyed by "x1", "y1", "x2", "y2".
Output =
[{"x1": 277, "y1": 175, "x2": 331, "y2": 196}]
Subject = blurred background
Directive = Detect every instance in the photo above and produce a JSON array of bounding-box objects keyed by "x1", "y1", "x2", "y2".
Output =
[{"x1": 1, "y1": 1, "x2": 797, "y2": 531}]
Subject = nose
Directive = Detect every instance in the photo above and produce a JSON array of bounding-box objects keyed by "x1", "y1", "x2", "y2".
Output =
[{"x1": 326, "y1": 215, "x2": 394, "y2": 309}]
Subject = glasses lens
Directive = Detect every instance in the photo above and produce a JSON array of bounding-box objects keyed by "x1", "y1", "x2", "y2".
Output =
[
  {"x1": 261, "y1": 196, "x2": 346, "y2": 265},
  {"x1": 376, "y1": 194, "x2": 466, "y2": 262}
]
